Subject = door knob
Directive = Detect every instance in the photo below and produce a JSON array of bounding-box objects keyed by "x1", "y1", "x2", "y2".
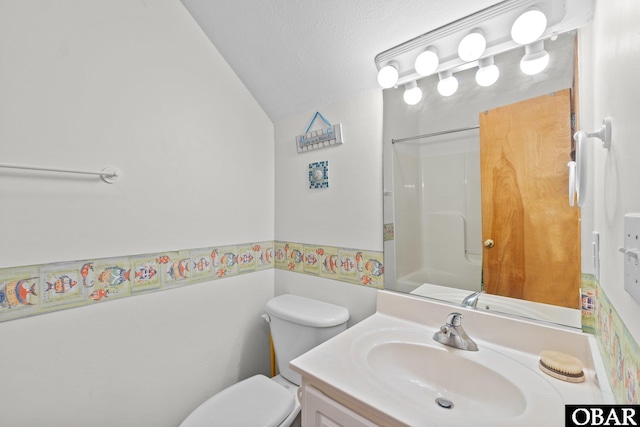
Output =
[{"x1": 484, "y1": 239, "x2": 495, "y2": 248}]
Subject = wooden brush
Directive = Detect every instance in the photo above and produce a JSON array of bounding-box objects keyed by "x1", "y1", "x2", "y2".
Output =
[{"x1": 539, "y1": 350, "x2": 585, "y2": 383}]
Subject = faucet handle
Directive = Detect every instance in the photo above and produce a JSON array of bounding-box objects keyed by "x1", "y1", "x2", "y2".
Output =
[{"x1": 446, "y1": 312, "x2": 463, "y2": 327}]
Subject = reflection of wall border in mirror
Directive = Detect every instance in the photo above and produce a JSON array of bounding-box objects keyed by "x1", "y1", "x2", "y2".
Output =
[{"x1": 383, "y1": 224, "x2": 394, "y2": 241}]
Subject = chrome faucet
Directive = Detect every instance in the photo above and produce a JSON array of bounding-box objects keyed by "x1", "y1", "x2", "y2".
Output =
[
  {"x1": 433, "y1": 312, "x2": 478, "y2": 351},
  {"x1": 461, "y1": 290, "x2": 484, "y2": 308}
]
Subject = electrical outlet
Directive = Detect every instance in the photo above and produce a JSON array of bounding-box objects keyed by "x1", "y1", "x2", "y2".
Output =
[{"x1": 623, "y1": 214, "x2": 640, "y2": 304}]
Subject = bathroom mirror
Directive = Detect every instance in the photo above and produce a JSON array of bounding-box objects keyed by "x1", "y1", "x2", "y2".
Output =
[{"x1": 383, "y1": 32, "x2": 583, "y2": 328}]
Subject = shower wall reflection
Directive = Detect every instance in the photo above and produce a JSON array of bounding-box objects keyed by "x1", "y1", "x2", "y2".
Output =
[{"x1": 393, "y1": 128, "x2": 482, "y2": 292}]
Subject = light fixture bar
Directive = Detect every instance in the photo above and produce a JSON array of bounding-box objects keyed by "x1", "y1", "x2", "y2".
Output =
[{"x1": 374, "y1": 0, "x2": 594, "y2": 87}]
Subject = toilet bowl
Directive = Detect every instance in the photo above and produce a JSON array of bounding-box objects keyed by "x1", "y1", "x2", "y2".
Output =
[{"x1": 180, "y1": 294, "x2": 349, "y2": 427}]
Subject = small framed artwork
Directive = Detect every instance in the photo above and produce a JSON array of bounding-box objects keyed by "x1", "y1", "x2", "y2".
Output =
[{"x1": 308, "y1": 161, "x2": 329, "y2": 189}]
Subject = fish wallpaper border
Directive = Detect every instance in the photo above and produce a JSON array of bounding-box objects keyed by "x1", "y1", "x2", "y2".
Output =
[
  {"x1": 0, "y1": 242, "x2": 274, "y2": 323},
  {"x1": 273, "y1": 241, "x2": 385, "y2": 288},
  {"x1": 581, "y1": 273, "x2": 640, "y2": 404},
  {"x1": 3, "y1": 243, "x2": 637, "y2": 403},
  {"x1": 0, "y1": 241, "x2": 383, "y2": 323}
]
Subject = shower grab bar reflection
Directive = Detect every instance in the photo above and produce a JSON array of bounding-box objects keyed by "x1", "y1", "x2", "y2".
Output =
[
  {"x1": 0, "y1": 162, "x2": 122, "y2": 183},
  {"x1": 392, "y1": 125, "x2": 479, "y2": 144}
]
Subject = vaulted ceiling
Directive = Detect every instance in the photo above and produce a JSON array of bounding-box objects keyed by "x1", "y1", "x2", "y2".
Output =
[{"x1": 181, "y1": 0, "x2": 502, "y2": 122}]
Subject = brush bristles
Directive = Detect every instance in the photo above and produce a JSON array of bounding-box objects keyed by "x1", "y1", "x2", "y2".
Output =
[
  {"x1": 539, "y1": 350, "x2": 585, "y2": 382},
  {"x1": 540, "y1": 350, "x2": 584, "y2": 374}
]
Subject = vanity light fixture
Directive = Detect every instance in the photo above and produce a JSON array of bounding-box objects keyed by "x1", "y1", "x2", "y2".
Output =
[
  {"x1": 511, "y1": 8, "x2": 548, "y2": 45},
  {"x1": 437, "y1": 71, "x2": 458, "y2": 97},
  {"x1": 520, "y1": 40, "x2": 550, "y2": 75},
  {"x1": 414, "y1": 47, "x2": 439, "y2": 76},
  {"x1": 458, "y1": 29, "x2": 486, "y2": 62},
  {"x1": 377, "y1": 62, "x2": 400, "y2": 88},
  {"x1": 403, "y1": 81, "x2": 423, "y2": 105},
  {"x1": 374, "y1": 0, "x2": 594, "y2": 93},
  {"x1": 475, "y1": 56, "x2": 500, "y2": 87}
]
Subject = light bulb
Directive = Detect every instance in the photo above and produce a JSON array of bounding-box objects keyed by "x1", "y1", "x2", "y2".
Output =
[
  {"x1": 520, "y1": 41, "x2": 549, "y2": 75},
  {"x1": 414, "y1": 47, "x2": 439, "y2": 76},
  {"x1": 403, "y1": 81, "x2": 422, "y2": 105},
  {"x1": 475, "y1": 56, "x2": 500, "y2": 87},
  {"x1": 511, "y1": 8, "x2": 547, "y2": 45},
  {"x1": 437, "y1": 71, "x2": 458, "y2": 97},
  {"x1": 377, "y1": 62, "x2": 399, "y2": 88},
  {"x1": 458, "y1": 29, "x2": 486, "y2": 62}
]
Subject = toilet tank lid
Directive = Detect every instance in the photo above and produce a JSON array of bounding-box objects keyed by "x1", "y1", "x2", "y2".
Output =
[{"x1": 266, "y1": 294, "x2": 349, "y2": 327}]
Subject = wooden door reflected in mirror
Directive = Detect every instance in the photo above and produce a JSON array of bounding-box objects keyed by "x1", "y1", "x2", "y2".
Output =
[{"x1": 480, "y1": 89, "x2": 580, "y2": 308}]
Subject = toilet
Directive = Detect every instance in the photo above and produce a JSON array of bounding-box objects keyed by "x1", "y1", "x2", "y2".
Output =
[{"x1": 180, "y1": 294, "x2": 350, "y2": 427}]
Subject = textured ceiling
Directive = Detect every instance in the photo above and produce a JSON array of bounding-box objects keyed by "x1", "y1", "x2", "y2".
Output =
[{"x1": 180, "y1": 0, "x2": 503, "y2": 122}]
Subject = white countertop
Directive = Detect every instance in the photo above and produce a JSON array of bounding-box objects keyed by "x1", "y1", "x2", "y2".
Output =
[{"x1": 290, "y1": 290, "x2": 613, "y2": 427}]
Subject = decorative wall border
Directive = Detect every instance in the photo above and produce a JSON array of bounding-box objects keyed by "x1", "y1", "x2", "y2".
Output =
[
  {"x1": 0, "y1": 241, "x2": 384, "y2": 324},
  {"x1": 0, "y1": 242, "x2": 275, "y2": 323},
  {"x1": 581, "y1": 274, "x2": 640, "y2": 404},
  {"x1": 6, "y1": 245, "x2": 635, "y2": 402},
  {"x1": 273, "y1": 241, "x2": 384, "y2": 288}
]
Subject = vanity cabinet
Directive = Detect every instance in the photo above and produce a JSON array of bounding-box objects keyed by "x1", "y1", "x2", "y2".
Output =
[{"x1": 301, "y1": 385, "x2": 381, "y2": 427}]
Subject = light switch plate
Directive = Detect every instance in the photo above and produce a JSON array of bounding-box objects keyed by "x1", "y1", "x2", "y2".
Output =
[{"x1": 623, "y1": 214, "x2": 640, "y2": 303}]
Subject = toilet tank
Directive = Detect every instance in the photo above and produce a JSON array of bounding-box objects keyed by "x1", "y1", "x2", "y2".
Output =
[{"x1": 266, "y1": 294, "x2": 349, "y2": 385}]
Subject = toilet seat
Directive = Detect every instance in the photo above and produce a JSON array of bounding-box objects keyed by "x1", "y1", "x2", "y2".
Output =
[{"x1": 180, "y1": 374, "x2": 295, "y2": 427}]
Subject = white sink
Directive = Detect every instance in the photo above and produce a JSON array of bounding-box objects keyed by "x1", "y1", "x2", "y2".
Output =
[
  {"x1": 291, "y1": 291, "x2": 610, "y2": 427},
  {"x1": 352, "y1": 327, "x2": 565, "y2": 426}
]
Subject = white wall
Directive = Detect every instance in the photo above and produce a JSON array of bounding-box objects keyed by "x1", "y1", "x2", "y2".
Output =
[
  {"x1": 274, "y1": 89, "x2": 384, "y2": 251},
  {"x1": 273, "y1": 90, "x2": 384, "y2": 322},
  {"x1": 0, "y1": 271, "x2": 273, "y2": 427},
  {"x1": 0, "y1": 0, "x2": 274, "y2": 267},
  {"x1": 0, "y1": 1, "x2": 274, "y2": 425},
  {"x1": 579, "y1": 0, "x2": 640, "y2": 343}
]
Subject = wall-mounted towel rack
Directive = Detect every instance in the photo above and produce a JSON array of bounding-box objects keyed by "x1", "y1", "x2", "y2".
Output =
[
  {"x1": 0, "y1": 163, "x2": 122, "y2": 183},
  {"x1": 569, "y1": 118, "x2": 612, "y2": 207}
]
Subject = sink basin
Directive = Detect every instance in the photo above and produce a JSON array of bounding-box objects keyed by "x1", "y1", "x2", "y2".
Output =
[{"x1": 352, "y1": 327, "x2": 564, "y2": 426}]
